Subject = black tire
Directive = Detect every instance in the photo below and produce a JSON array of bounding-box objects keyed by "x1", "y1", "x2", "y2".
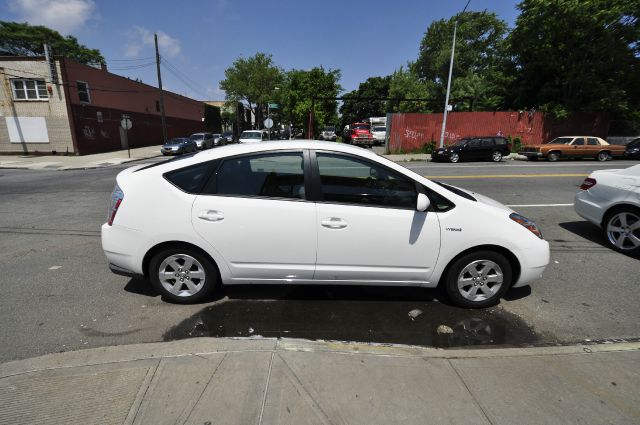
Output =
[
  {"x1": 601, "y1": 207, "x2": 640, "y2": 255},
  {"x1": 596, "y1": 151, "x2": 610, "y2": 162},
  {"x1": 491, "y1": 150, "x2": 503, "y2": 162},
  {"x1": 546, "y1": 151, "x2": 560, "y2": 162},
  {"x1": 149, "y1": 247, "x2": 219, "y2": 303},
  {"x1": 444, "y1": 250, "x2": 513, "y2": 308}
]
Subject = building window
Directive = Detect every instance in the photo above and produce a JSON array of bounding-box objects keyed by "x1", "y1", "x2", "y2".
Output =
[
  {"x1": 11, "y1": 79, "x2": 49, "y2": 100},
  {"x1": 155, "y1": 100, "x2": 160, "y2": 112},
  {"x1": 77, "y1": 81, "x2": 91, "y2": 104}
]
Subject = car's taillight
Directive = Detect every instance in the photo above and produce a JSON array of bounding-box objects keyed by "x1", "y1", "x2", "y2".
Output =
[
  {"x1": 107, "y1": 184, "x2": 124, "y2": 226},
  {"x1": 579, "y1": 177, "x2": 596, "y2": 190}
]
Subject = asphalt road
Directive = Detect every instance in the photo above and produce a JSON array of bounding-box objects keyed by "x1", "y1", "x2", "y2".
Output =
[{"x1": 1, "y1": 158, "x2": 638, "y2": 362}]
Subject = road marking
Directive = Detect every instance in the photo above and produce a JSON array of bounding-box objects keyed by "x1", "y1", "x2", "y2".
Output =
[
  {"x1": 426, "y1": 173, "x2": 587, "y2": 179},
  {"x1": 506, "y1": 203, "x2": 573, "y2": 207}
]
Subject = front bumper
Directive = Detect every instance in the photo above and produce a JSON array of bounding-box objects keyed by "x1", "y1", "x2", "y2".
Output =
[
  {"x1": 351, "y1": 138, "x2": 374, "y2": 145},
  {"x1": 520, "y1": 151, "x2": 543, "y2": 158},
  {"x1": 161, "y1": 148, "x2": 179, "y2": 155}
]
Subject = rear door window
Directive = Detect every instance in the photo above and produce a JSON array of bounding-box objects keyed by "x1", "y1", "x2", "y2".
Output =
[
  {"x1": 480, "y1": 138, "x2": 494, "y2": 148},
  {"x1": 573, "y1": 138, "x2": 585, "y2": 145},
  {"x1": 587, "y1": 138, "x2": 600, "y2": 146},
  {"x1": 164, "y1": 161, "x2": 215, "y2": 194}
]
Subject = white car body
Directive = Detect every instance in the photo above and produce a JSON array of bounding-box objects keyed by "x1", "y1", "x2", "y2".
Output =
[
  {"x1": 239, "y1": 130, "x2": 265, "y2": 144},
  {"x1": 574, "y1": 165, "x2": 640, "y2": 251},
  {"x1": 102, "y1": 141, "x2": 549, "y2": 305}
]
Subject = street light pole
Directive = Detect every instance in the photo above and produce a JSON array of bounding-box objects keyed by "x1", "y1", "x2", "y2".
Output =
[{"x1": 439, "y1": 0, "x2": 471, "y2": 149}]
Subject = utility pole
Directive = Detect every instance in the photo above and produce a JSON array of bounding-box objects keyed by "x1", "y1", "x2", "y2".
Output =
[
  {"x1": 155, "y1": 33, "x2": 168, "y2": 144},
  {"x1": 439, "y1": 0, "x2": 471, "y2": 148}
]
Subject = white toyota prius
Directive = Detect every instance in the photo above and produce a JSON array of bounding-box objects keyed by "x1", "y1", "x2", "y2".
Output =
[{"x1": 102, "y1": 141, "x2": 549, "y2": 308}]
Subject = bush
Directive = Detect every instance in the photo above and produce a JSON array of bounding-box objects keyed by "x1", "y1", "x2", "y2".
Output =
[
  {"x1": 508, "y1": 136, "x2": 522, "y2": 153},
  {"x1": 390, "y1": 141, "x2": 436, "y2": 155}
]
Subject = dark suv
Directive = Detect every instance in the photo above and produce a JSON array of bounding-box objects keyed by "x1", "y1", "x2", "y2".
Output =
[{"x1": 432, "y1": 136, "x2": 511, "y2": 163}]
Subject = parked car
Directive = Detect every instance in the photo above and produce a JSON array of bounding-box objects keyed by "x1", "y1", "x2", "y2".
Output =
[
  {"x1": 574, "y1": 164, "x2": 640, "y2": 255},
  {"x1": 189, "y1": 133, "x2": 214, "y2": 150},
  {"x1": 624, "y1": 138, "x2": 640, "y2": 159},
  {"x1": 239, "y1": 130, "x2": 267, "y2": 143},
  {"x1": 102, "y1": 140, "x2": 550, "y2": 308},
  {"x1": 432, "y1": 137, "x2": 511, "y2": 163},
  {"x1": 319, "y1": 126, "x2": 337, "y2": 141},
  {"x1": 160, "y1": 138, "x2": 197, "y2": 155},
  {"x1": 371, "y1": 125, "x2": 387, "y2": 146},
  {"x1": 520, "y1": 136, "x2": 625, "y2": 162},
  {"x1": 343, "y1": 123, "x2": 375, "y2": 147},
  {"x1": 212, "y1": 134, "x2": 225, "y2": 147},
  {"x1": 222, "y1": 132, "x2": 235, "y2": 144}
]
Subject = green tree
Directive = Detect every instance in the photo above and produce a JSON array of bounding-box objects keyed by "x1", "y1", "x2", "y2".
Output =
[
  {"x1": 219, "y1": 52, "x2": 284, "y2": 128},
  {"x1": 509, "y1": 0, "x2": 640, "y2": 116},
  {"x1": 0, "y1": 21, "x2": 104, "y2": 64},
  {"x1": 278, "y1": 67, "x2": 342, "y2": 136},
  {"x1": 415, "y1": 12, "x2": 511, "y2": 111},
  {"x1": 387, "y1": 64, "x2": 433, "y2": 113},
  {"x1": 339, "y1": 76, "x2": 391, "y2": 128}
]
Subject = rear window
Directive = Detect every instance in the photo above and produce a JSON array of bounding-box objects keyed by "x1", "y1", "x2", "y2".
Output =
[
  {"x1": 494, "y1": 138, "x2": 507, "y2": 145},
  {"x1": 164, "y1": 161, "x2": 215, "y2": 194}
]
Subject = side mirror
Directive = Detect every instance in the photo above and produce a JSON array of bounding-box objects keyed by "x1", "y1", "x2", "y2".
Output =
[{"x1": 416, "y1": 193, "x2": 430, "y2": 212}]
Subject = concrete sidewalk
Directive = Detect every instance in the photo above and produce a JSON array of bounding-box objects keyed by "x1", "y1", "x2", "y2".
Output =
[
  {"x1": 1, "y1": 338, "x2": 638, "y2": 425},
  {"x1": 0, "y1": 145, "x2": 162, "y2": 170}
]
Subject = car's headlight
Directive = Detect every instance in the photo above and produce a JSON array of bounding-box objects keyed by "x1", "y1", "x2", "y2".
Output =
[{"x1": 510, "y1": 212, "x2": 543, "y2": 239}]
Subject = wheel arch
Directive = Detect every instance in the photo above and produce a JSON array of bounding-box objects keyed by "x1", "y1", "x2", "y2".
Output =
[
  {"x1": 436, "y1": 244, "x2": 521, "y2": 289},
  {"x1": 142, "y1": 240, "x2": 222, "y2": 282},
  {"x1": 600, "y1": 203, "x2": 640, "y2": 227}
]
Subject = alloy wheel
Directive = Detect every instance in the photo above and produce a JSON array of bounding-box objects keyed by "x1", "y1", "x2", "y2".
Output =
[
  {"x1": 456, "y1": 260, "x2": 504, "y2": 302},
  {"x1": 492, "y1": 151, "x2": 502, "y2": 162},
  {"x1": 158, "y1": 254, "x2": 206, "y2": 297},
  {"x1": 450, "y1": 153, "x2": 460, "y2": 163},
  {"x1": 606, "y1": 212, "x2": 640, "y2": 251}
]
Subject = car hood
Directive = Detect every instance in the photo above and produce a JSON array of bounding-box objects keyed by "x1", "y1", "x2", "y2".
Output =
[
  {"x1": 162, "y1": 143, "x2": 183, "y2": 148},
  {"x1": 443, "y1": 182, "x2": 513, "y2": 212}
]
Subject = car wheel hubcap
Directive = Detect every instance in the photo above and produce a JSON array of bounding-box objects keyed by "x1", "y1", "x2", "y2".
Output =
[
  {"x1": 457, "y1": 260, "x2": 503, "y2": 302},
  {"x1": 607, "y1": 212, "x2": 640, "y2": 250},
  {"x1": 158, "y1": 254, "x2": 206, "y2": 297},
  {"x1": 450, "y1": 153, "x2": 459, "y2": 162},
  {"x1": 493, "y1": 152, "x2": 502, "y2": 161}
]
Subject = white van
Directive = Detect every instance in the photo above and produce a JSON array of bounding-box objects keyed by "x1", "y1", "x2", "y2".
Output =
[{"x1": 239, "y1": 130, "x2": 267, "y2": 144}]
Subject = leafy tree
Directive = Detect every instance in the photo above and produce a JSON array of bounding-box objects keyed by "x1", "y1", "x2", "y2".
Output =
[
  {"x1": 387, "y1": 64, "x2": 434, "y2": 113},
  {"x1": 339, "y1": 76, "x2": 391, "y2": 128},
  {"x1": 219, "y1": 52, "x2": 284, "y2": 128},
  {"x1": 415, "y1": 12, "x2": 511, "y2": 111},
  {"x1": 509, "y1": 0, "x2": 640, "y2": 116},
  {"x1": 0, "y1": 21, "x2": 104, "y2": 64},
  {"x1": 278, "y1": 67, "x2": 342, "y2": 136}
]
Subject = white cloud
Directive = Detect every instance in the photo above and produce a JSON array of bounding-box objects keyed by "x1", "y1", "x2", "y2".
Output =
[
  {"x1": 206, "y1": 86, "x2": 226, "y2": 100},
  {"x1": 125, "y1": 26, "x2": 181, "y2": 58},
  {"x1": 9, "y1": 0, "x2": 96, "y2": 34}
]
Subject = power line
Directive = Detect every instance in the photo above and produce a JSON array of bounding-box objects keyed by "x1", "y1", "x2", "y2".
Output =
[
  {"x1": 160, "y1": 61, "x2": 207, "y2": 99},
  {"x1": 105, "y1": 56, "x2": 155, "y2": 62}
]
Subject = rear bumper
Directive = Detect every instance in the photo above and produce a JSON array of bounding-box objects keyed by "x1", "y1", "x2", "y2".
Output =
[
  {"x1": 520, "y1": 151, "x2": 543, "y2": 157},
  {"x1": 574, "y1": 190, "x2": 605, "y2": 226},
  {"x1": 102, "y1": 223, "x2": 146, "y2": 276},
  {"x1": 109, "y1": 263, "x2": 144, "y2": 280}
]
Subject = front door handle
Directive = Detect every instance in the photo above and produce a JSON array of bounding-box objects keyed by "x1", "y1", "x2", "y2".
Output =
[
  {"x1": 198, "y1": 210, "x2": 224, "y2": 222},
  {"x1": 321, "y1": 217, "x2": 347, "y2": 229}
]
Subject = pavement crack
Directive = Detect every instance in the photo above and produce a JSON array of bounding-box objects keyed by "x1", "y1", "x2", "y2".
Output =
[
  {"x1": 128, "y1": 359, "x2": 161, "y2": 425},
  {"x1": 258, "y1": 351, "x2": 275, "y2": 425},
  {"x1": 181, "y1": 352, "x2": 227, "y2": 425},
  {"x1": 444, "y1": 358, "x2": 495, "y2": 425}
]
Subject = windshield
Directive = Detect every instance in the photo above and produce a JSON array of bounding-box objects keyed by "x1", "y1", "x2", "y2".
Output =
[
  {"x1": 373, "y1": 126, "x2": 386, "y2": 132},
  {"x1": 241, "y1": 131, "x2": 262, "y2": 139},
  {"x1": 189, "y1": 134, "x2": 204, "y2": 140},
  {"x1": 545, "y1": 137, "x2": 574, "y2": 144},
  {"x1": 451, "y1": 138, "x2": 470, "y2": 147},
  {"x1": 323, "y1": 127, "x2": 335, "y2": 132},
  {"x1": 352, "y1": 124, "x2": 370, "y2": 130},
  {"x1": 169, "y1": 138, "x2": 189, "y2": 144}
]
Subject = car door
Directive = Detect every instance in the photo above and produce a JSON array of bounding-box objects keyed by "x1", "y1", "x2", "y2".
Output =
[
  {"x1": 570, "y1": 137, "x2": 586, "y2": 157},
  {"x1": 464, "y1": 139, "x2": 483, "y2": 160},
  {"x1": 191, "y1": 150, "x2": 317, "y2": 282},
  {"x1": 480, "y1": 138, "x2": 495, "y2": 160},
  {"x1": 312, "y1": 151, "x2": 441, "y2": 284}
]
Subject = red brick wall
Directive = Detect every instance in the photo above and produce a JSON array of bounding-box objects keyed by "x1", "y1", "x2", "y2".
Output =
[{"x1": 388, "y1": 111, "x2": 611, "y2": 152}]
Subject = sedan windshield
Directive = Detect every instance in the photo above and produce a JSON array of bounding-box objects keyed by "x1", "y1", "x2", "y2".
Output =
[
  {"x1": 452, "y1": 138, "x2": 470, "y2": 146},
  {"x1": 545, "y1": 137, "x2": 573, "y2": 144},
  {"x1": 352, "y1": 124, "x2": 370, "y2": 130},
  {"x1": 189, "y1": 134, "x2": 204, "y2": 140},
  {"x1": 169, "y1": 138, "x2": 189, "y2": 144},
  {"x1": 373, "y1": 126, "x2": 386, "y2": 132},
  {"x1": 241, "y1": 131, "x2": 262, "y2": 139}
]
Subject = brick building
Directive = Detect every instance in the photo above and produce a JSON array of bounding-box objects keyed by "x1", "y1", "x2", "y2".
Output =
[{"x1": 0, "y1": 56, "x2": 205, "y2": 155}]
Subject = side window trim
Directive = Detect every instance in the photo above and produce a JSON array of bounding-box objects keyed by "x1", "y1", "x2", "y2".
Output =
[
  {"x1": 309, "y1": 149, "x2": 419, "y2": 210},
  {"x1": 201, "y1": 149, "x2": 309, "y2": 202}
]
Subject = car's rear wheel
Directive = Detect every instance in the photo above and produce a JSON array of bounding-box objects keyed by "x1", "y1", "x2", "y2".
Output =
[
  {"x1": 444, "y1": 250, "x2": 512, "y2": 308},
  {"x1": 449, "y1": 152, "x2": 460, "y2": 163},
  {"x1": 596, "y1": 151, "x2": 610, "y2": 162},
  {"x1": 491, "y1": 151, "x2": 503, "y2": 162},
  {"x1": 149, "y1": 248, "x2": 219, "y2": 303},
  {"x1": 546, "y1": 151, "x2": 560, "y2": 162},
  {"x1": 602, "y1": 207, "x2": 640, "y2": 255}
]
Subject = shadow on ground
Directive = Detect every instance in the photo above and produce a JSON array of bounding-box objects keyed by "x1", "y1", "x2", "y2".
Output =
[
  {"x1": 162, "y1": 285, "x2": 542, "y2": 348},
  {"x1": 559, "y1": 221, "x2": 639, "y2": 259}
]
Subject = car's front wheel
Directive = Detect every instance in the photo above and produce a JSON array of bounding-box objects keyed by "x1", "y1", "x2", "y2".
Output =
[
  {"x1": 491, "y1": 151, "x2": 503, "y2": 162},
  {"x1": 444, "y1": 250, "x2": 512, "y2": 308},
  {"x1": 149, "y1": 248, "x2": 219, "y2": 303},
  {"x1": 596, "y1": 151, "x2": 610, "y2": 162},
  {"x1": 603, "y1": 207, "x2": 640, "y2": 255},
  {"x1": 546, "y1": 151, "x2": 560, "y2": 162},
  {"x1": 449, "y1": 152, "x2": 460, "y2": 163}
]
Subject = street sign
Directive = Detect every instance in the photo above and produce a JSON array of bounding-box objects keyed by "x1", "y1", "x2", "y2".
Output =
[
  {"x1": 120, "y1": 116, "x2": 132, "y2": 130},
  {"x1": 268, "y1": 103, "x2": 279, "y2": 109},
  {"x1": 263, "y1": 118, "x2": 274, "y2": 129}
]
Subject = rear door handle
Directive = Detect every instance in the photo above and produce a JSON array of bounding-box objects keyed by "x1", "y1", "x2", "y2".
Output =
[
  {"x1": 198, "y1": 210, "x2": 224, "y2": 222},
  {"x1": 321, "y1": 217, "x2": 347, "y2": 229}
]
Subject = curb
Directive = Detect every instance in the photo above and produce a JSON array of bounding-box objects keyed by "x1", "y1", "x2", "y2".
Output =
[{"x1": 2, "y1": 337, "x2": 639, "y2": 378}]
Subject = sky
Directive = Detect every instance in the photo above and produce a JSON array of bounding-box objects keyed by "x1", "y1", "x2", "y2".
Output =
[{"x1": 2, "y1": 0, "x2": 521, "y2": 100}]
